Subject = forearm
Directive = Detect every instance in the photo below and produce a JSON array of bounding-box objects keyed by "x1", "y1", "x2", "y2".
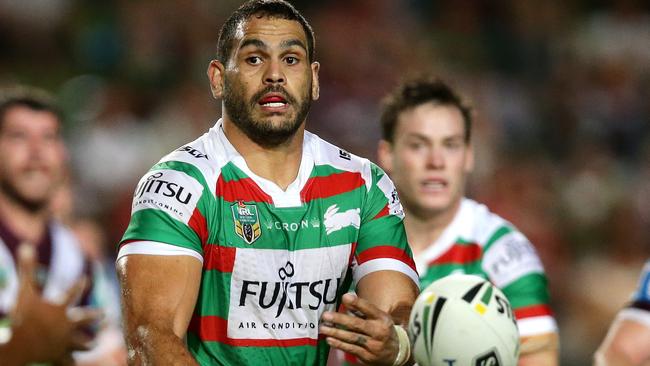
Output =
[
  {"x1": 518, "y1": 333, "x2": 559, "y2": 366},
  {"x1": 518, "y1": 349, "x2": 558, "y2": 366},
  {"x1": 126, "y1": 324, "x2": 198, "y2": 365}
]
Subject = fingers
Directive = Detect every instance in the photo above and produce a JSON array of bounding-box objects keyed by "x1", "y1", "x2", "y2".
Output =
[
  {"x1": 67, "y1": 306, "x2": 104, "y2": 326},
  {"x1": 69, "y1": 331, "x2": 95, "y2": 351},
  {"x1": 16, "y1": 243, "x2": 37, "y2": 289},
  {"x1": 324, "y1": 332, "x2": 374, "y2": 361},
  {"x1": 340, "y1": 293, "x2": 384, "y2": 320},
  {"x1": 63, "y1": 276, "x2": 88, "y2": 306},
  {"x1": 320, "y1": 313, "x2": 392, "y2": 364}
]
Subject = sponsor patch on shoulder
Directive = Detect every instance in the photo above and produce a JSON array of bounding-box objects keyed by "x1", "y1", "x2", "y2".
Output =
[{"x1": 132, "y1": 169, "x2": 203, "y2": 224}]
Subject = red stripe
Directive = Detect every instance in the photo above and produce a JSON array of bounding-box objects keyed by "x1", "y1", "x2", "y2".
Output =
[
  {"x1": 344, "y1": 352, "x2": 360, "y2": 364},
  {"x1": 428, "y1": 243, "x2": 482, "y2": 266},
  {"x1": 356, "y1": 245, "x2": 416, "y2": 272},
  {"x1": 301, "y1": 172, "x2": 364, "y2": 202},
  {"x1": 372, "y1": 204, "x2": 389, "y2": 220},
  {"x1": 188, "y1": 208, "x2": 208, "y2": 245},
  {"x1": 514, "y1": 304, "x2": 553, "y2": 320},
  {"x1": 217, "y1": 175, "x2": 273, "y2": 204},
  {"x1": 203, "y1": 244, "x2": 236, "y2": 272},
  {"x1": 347, "y1": 242, "x2": 357, "y2": 266},
  {"x1": 189, "y1": 315, "x2": 320, "y2": 346}
]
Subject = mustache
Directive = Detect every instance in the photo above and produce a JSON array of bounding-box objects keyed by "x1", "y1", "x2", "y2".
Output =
[{"x1": 251, "y1": 85, "x2": 297, "y2": 105}]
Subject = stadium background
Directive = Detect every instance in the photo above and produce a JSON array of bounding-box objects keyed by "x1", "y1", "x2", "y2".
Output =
[{"x1": 1, "y1": 0, "x2": 649, "y2": 364}]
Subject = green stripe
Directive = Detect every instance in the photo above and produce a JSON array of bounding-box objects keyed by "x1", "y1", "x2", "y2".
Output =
[
  {"x1": 196, "y1": 270, "x2": 232, "y2": 318},
  {"x1": 187, "y1": 333, "x2": 329, "y2": 366},
  {"x1": 153, "y1": 160, "x2": 211, "y2": 193},
  {"x1": 122, "y1": 209, "x2": 202, "y2": 254},
  {"x1": 483, "y1": 225, "x2": 513, "y2": 252},
  {"x1": 501, "y1": 272, "x2": 550, "y2": 309},
  {"x1": 311, "y1": 164, "x2": 347, "y2": 177},
  {"x1": 419, "y1": 262, "x2": 486, "y2": 290},
  {"x1": 481, "y1": 284, "x2": 493, "y2": 305}
]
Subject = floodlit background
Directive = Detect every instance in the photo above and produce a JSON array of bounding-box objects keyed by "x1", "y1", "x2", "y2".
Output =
[{"x1": 2, "y1": 1, "x2": 649, "y2": 364}]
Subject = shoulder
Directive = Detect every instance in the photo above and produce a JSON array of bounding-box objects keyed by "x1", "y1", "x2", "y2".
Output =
[
  {"x1": 305, "y1": 131, "x2": 384, "y2": 192},
  {"x1": 136, "y1": 125, "x2": 231, "y2": 199},
  {"x1": 459, "y1": 199, "x2": 524, "y2": 248},
  {"x1": 459, "y1": 199, "x2": 546, "y2": 286}
]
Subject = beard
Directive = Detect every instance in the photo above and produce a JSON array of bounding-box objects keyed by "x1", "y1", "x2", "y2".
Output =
[
  {"x1": 223, "y1": 74, "x2": 312, "y2": 148},
  {"x1": 0, "y1": 176, "x2": 49, "y2": 213}
]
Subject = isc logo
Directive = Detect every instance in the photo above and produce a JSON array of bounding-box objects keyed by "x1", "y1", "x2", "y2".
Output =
[{"x1": 178, "y1": 145, "x2": 208, "y2": 159}]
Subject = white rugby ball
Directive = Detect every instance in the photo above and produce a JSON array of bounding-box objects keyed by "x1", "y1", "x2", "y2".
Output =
[{"x1": 408, "y1": 274, "x2": 520, "y2": 366}]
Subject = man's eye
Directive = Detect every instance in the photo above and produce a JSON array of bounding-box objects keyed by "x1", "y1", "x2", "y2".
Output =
[
  {"x1": 247, "y1": 56, "x2": 262, "y2": 65},
  {"x1": 285, "y1": 56, "x2": 298, "y2": 65}
]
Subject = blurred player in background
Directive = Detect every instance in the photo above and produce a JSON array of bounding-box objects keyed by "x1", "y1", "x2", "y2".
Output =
[
  {"x1": 376, "y1": 76, "x2": 559, "y2": 365},
  {"x1": 595, "y1": 260, "x2": 650, "y2": 365},
  {"x1": 0, "y1": 86, "x2": 109, "y2": 364},
  {"x1": 117, "y1": 1, "x2": 418, "y2": 365}
]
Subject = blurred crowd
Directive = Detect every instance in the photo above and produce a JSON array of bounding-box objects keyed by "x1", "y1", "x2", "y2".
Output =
[{"x1": 1, "y1": 0, "x2": 648, "y2": 364}]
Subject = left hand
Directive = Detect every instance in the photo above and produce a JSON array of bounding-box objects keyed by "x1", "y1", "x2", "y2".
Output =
[{"x1": 320, "y1": 293, "x2": 400, "y2": 365}]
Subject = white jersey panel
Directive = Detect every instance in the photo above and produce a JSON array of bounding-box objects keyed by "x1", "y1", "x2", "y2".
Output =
[
  {"x1": 228, "y1": 245, "x2": 351, "y2": 340},
  {"x1": 132, "y1": 169, "x2": 204, "y2": 225},
  {"x1": 482, "y1": 231, "x2": 545, "y2": 288},
  {"x1": 43, "y1": 223, "x2": 86, "y2": 304}
]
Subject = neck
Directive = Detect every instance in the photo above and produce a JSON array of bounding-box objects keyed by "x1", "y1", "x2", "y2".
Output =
[
  {"x1": 222, "y1": 117, "x2": 304, "y2": 191},
  {"x1": 404, "y1": 199, "x2": 462, "y2": 257},
  {"x1": 0, "y1": 193, "x2": 48, "y2": 245}
]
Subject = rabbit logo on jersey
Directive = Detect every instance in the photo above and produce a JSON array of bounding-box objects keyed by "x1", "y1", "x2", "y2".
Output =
[
  {"x1": 324, "y1": 204, "x2": 360, "y2": 235},
  {"x1": 232, "y1": 201, "x2": 262, "y2": 244}
]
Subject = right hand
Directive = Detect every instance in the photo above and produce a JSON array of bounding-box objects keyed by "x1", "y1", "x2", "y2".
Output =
[{"x1": 9, "y1": 243, "x2": 103, "y2": 364}]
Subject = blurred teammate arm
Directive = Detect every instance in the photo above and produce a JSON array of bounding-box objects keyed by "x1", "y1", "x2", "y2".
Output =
[
  {"x1": 594, "y1": 316, "x2": 650, "y2": 366},
  {"x1": 0, "y1": 244, "x2": 102, "y2": 365},
  {"x1": 117, "y1": 253, "x2": 201, "y2": 365}
]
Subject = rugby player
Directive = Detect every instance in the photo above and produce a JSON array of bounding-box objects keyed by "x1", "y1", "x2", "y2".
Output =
[
  {"x1": 376, "y1": 76, "x2": 559, "y2": 365},
  {"x1": 117, "y1": 1, "x2": 418, "y2": 365}
]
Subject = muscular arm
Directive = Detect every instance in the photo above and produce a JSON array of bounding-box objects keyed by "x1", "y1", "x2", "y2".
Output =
[
  {"x1": 117, "y1": 254, "x2": 202, "y2": 365},
  {"x1": 518, "y1": 332, "x2": 559, "y2": 366},
  {"x1": 595, "y1": 317, "x2": 650, "y2": 366},
  {"x1": 320, "y1": 271, "x2": 418, "y2": 366},
  {"x1": 355, "y1": 270, "x2": 419, "y2": 326}
]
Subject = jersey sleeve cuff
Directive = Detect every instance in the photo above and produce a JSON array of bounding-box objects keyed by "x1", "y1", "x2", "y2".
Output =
[
  {"x1": 353, "y1": 258, "x2": 419, "y2": 288},
  {"x1": 117, "y1": 241, "x2": 203, "y2": 264},
  {"x1": 517, "y1": 316, "x2": 558, "y2": 337},
  {"x1": 618, "y1": 307, "x2": 650, "y2": 328}
]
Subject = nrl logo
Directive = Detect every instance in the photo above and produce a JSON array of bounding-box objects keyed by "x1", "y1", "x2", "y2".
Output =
[{"x1": 231, "y1": 201, "x2": 262, "y2": 244}]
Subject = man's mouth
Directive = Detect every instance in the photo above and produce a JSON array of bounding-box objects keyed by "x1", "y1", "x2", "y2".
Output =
[
  {"x1": 258, "y1": 94, "x2": 288, "y2": 108},
  {"x1": 421, "y1": 179, "x2": 447, "y2": 190}
]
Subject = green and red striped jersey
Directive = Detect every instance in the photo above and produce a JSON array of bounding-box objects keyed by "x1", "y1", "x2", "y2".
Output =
[
  {"x1": 416, "y1": 198, "x2": 557, "y2": 338},
  {"x1": 118, "y1": 120, "x2": 418, "y2": 365}
]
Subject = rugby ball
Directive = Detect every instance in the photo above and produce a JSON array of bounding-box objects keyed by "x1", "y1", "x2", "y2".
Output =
[{"x1": 408, "y1": 274, "x2": 520, "y2": 366}]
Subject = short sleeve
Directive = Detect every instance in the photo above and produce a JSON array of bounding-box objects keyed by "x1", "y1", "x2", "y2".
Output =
[
  {"x1": 352, "y1": 164, "x2": 418, "y2": 286},
  {"x1": 120, "y1": 162, "x2": 210, "y2": 257}
]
